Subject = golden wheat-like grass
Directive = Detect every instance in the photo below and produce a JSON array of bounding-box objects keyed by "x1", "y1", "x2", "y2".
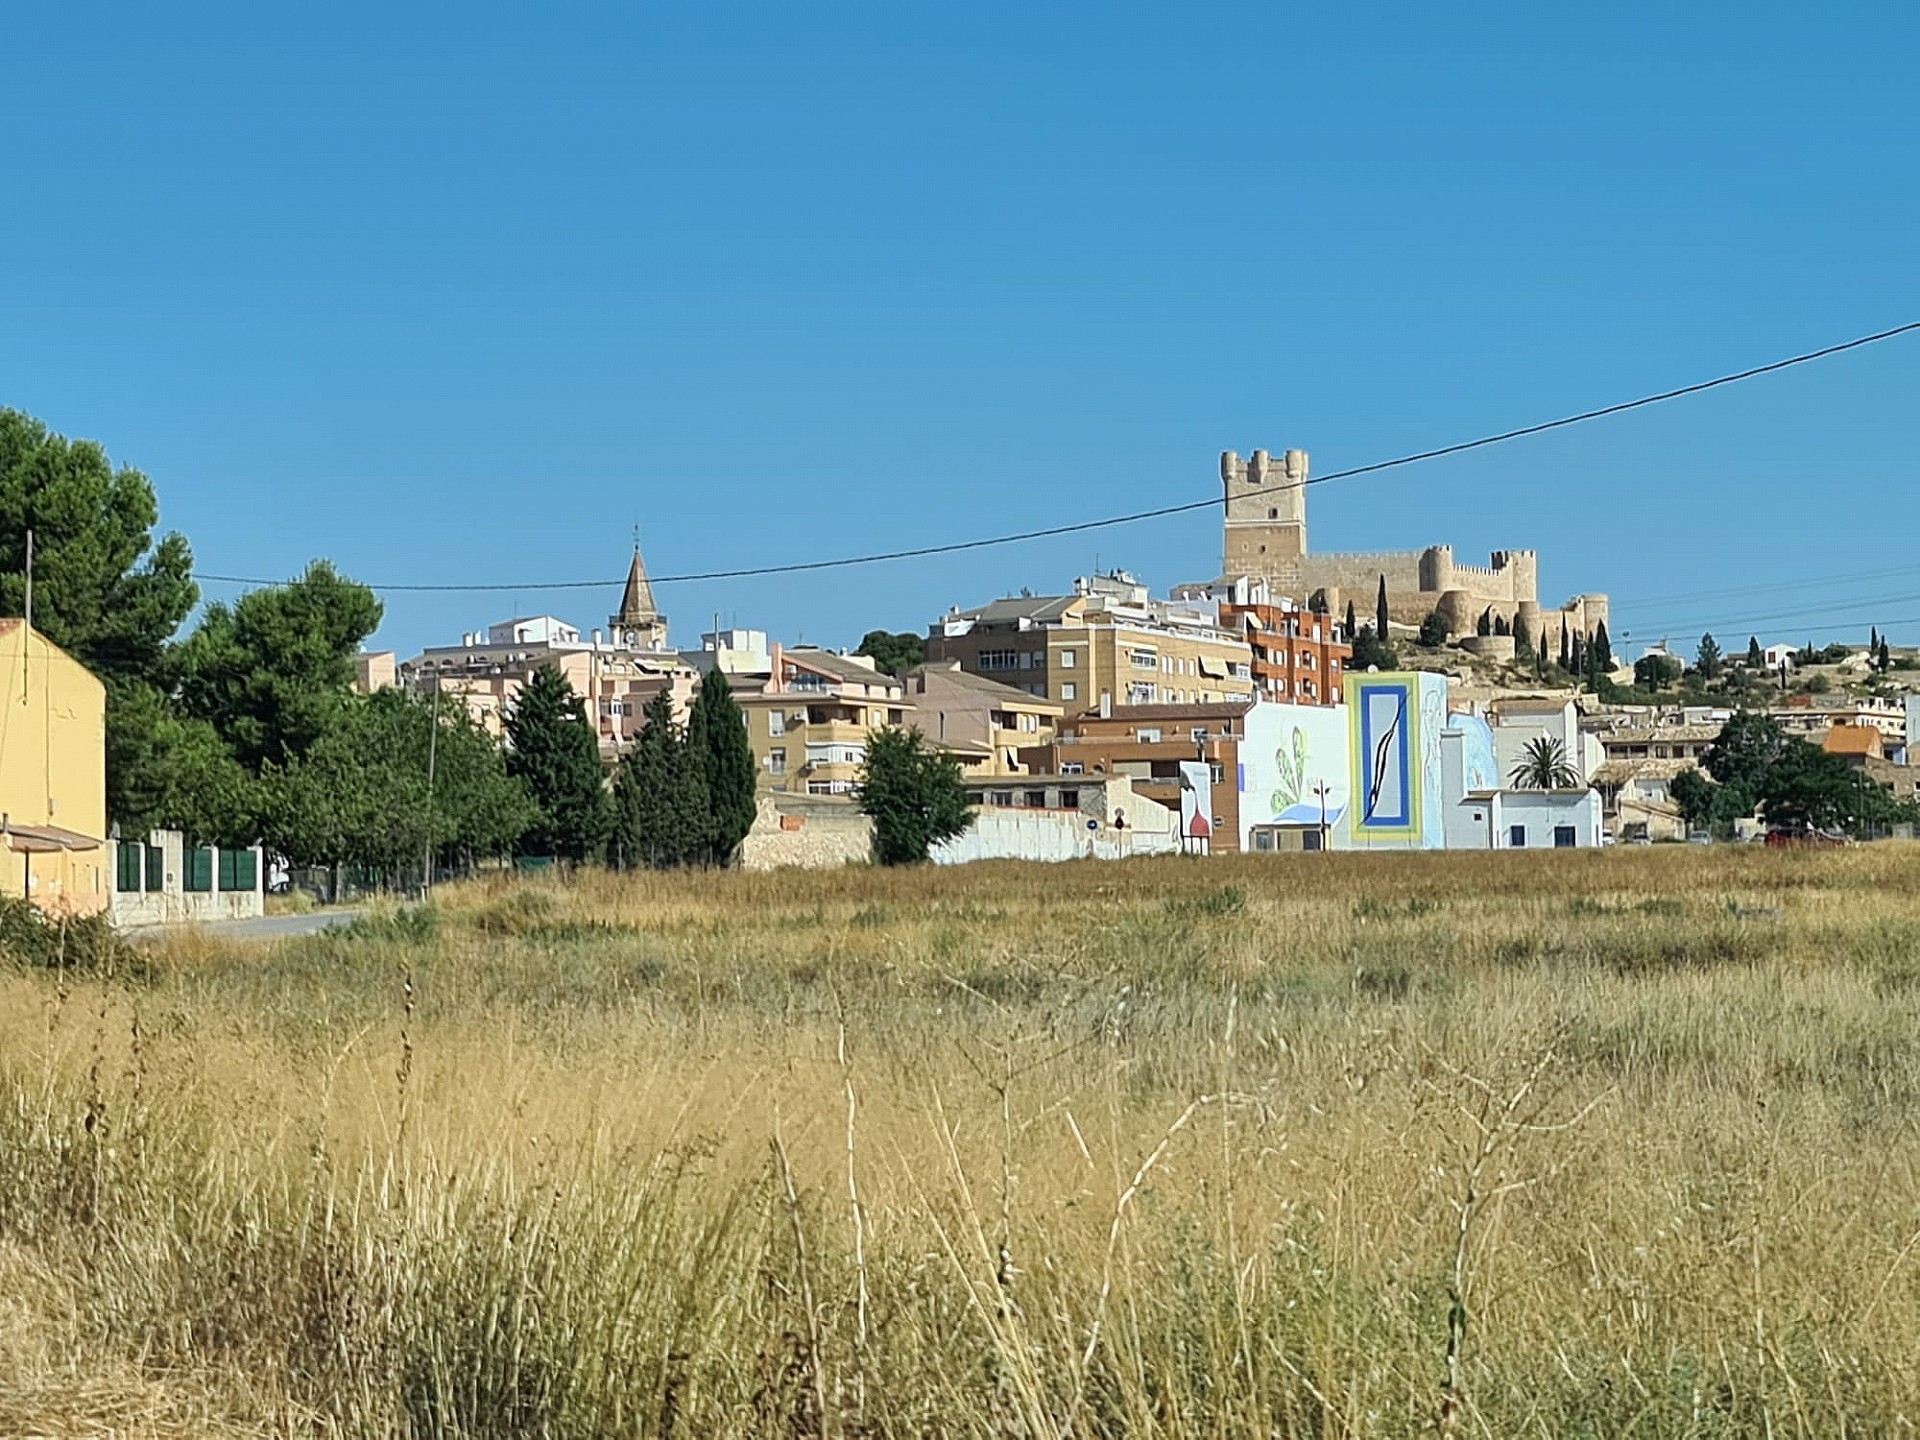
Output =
[{"x1": 7, "y1": 846, "x2": 1920, "y2": 1435}]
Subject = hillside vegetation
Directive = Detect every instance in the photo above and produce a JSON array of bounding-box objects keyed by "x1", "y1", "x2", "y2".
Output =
[{"x1": 8, "y1": 849, "x2": 1920, "y2": 1436}]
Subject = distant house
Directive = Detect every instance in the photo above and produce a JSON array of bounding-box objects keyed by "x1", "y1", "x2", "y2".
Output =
[
  {"x1": 899, "y1": 661, "x2": 1063, "y2": 777},
  {"x1": 0, "y1": 620, "x2": 108, "y2": 916},
  {"x1": 108, "y1": 830, "x2": 265, "y2": 926},
  {"x1": 1822, "y1": 723, "x2": 1885, "y2": 765}
]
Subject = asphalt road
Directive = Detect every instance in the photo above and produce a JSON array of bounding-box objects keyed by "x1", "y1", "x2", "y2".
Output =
[{"x1": 126, "y1": 909, "x2": 360, "y2": 942}]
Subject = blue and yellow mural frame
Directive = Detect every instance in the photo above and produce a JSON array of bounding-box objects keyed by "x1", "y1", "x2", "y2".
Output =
[{"x1": 1349, "y1": 678, "x2": 1421, "y2": 840}]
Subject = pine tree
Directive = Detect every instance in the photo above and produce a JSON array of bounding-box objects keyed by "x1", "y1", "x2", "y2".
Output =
[
  {"x1": 686, "y1": 670, "x2": 758, "y2": 866},
  {"x1": 612, "y1": 687, "x2": 706, "y2": 868},
  {"x1": 504, "y1": 665, "x2": 610, "y2": 862},
  {"x1": 1375, "y1": 575, "x2": 1390, "y2": 641}
]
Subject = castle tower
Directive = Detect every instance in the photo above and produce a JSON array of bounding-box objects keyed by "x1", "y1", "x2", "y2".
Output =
[
  {"x1": 1221, "y1": 447, "x2": 1308, "y2": 586},
  {"x1": 609, "y1": 545, "x2": 669, "y2": 651}
]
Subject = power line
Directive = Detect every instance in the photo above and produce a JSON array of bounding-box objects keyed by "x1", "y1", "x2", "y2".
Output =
[{"x1": 192, "y1": 319, "x2": 1920, "y2": 595}]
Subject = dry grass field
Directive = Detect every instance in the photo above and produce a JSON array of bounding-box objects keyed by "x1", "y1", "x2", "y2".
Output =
[{"x1": 8, "y1": 846, "x2": 1920, "y2": 1436}]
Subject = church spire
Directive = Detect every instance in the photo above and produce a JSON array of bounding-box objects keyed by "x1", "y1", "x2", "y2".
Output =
[{"x1": 609, "y1": 537, "x2": 667, "y2": 649}]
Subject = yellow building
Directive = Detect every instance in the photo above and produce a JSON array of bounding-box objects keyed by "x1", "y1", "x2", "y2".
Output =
[
  {"x1": 735, "y1": 646, "x2": 911, "y2": 798},
  {"x1": 0, "y1": 620, "x2": 108, "y2": 916},
  {"x1": 927, "y1": 570, "x2": 1255, "y2": 712},
  {"x1": 900, "y1": 661, "x2": 1062, "y2": 776}
]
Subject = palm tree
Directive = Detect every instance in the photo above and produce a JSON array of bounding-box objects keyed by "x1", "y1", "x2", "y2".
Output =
[{"x1": 1509, "y1": 735, "x2": 1580, "y2": 790}]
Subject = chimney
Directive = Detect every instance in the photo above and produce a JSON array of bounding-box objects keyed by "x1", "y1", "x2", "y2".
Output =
[{"x1": 1099, "y1": 691, "x2": 1112, "y2": 719}]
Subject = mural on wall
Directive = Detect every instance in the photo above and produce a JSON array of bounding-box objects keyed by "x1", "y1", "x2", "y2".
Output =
[
  {"x1": 1344, "y1": 672, "x2": 1448, "y2": 848},
  {"x1": 1453, "y1": 711, "x2": 1498, "y2": 793},
  {"x1": 1237, "y1": 702, "x2": 1351, "y2": 848}
]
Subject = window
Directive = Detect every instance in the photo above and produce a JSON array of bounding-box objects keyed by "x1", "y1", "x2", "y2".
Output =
[
  {"x1": 116, "y1": 840, "x2": 144, "y2": 893},
  {"x1": 1136, "y1": 727, "x2": 1163, "y2": 743},
  {"x1": 767, "y1": 749, "x2": 787, "y2": 776},
  {"x1": 218, "y1": 848, "x2": 258, "y2": 893},
  {"x1": 1019, "y1": 651, "x2": 1034, "y2": 669},
  {"x1": 1127, "y1": 683, "x2": 1157, "y2": 704},
  {"x1": 1508, "y1": 825, "x2": 1527, "y2": 849},
  {"x1": 1190, "y1": 727, "x2": 1209, "y2": 743},
  {"x1": 1554, "y1": 825, "x2": 1578, "y2": 848},
  {"x1": 183, "y1": 847, "x2": 214, "y2": 893},
  {"x1": 1209, "y1": 764, "x2": 1225, "y2": 784},
  {"x1": 1061, "y1": 761, "x2": 1085, "y2": 775},
  {"x1": 1059, "y1": 788, "x2": 1080, "y2": 809},
  {"x1": 977, "y1": 649, "x2": 1018, "y2": 671},
  {"x1": 1130, "y1": 648, "x2": 1158, "y2": 670},
  {"x1": 1059, "y1": 649, "x2": 1077, "y2": 669},
  {"x1": 989, "y1": 790, "x2": 1014, "y2": 807},
  {"x1": 1060, "y1": 682, "x2": 1077, "y2": 701},
  {"x1": 1025, "y1": 790, "x2": 1047, "y2": 809},
  {"x1": 768, "y1": 710, "x2": 786, "y2": 736}
]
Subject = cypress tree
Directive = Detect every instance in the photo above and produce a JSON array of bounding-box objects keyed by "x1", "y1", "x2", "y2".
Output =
[
  {"x1": 1375, "y1": 575, "x2": 1390, "y2": 641},
  {"x1": 686, "y1": 670, "x2": 759, "y2": 866},
  {"x1": 1591, "y1": 620, "x2": 1613, "y2": 673},
  {"x1": 1747, "y1": 636, "x2": 1764, "y2": 668},
  {"x1": 504, "y1": 664, "x2": 610, "y2": 862},
  {"x1": 1513, "y1": 612, "x2": 1531, "y2": 653},
  {"x1": 1538, "y1": 631, "x2": 1549, "y2": 670},
  {"x1": 1880, "y1": 637, "x2": 1893, "y2": 673},
  {"x1": 1344, "y1": 598, "x2": 1357, "y2": 640},
  {"x1": 1559, "y1": 627, "x2": 1571, "y2": 671},
  {"x1": 612, "y1": 687, "x2": 706, "y2": 868},
  {"x1": 1477, "y1": 608, "x2": 1493, "y2": 637}
]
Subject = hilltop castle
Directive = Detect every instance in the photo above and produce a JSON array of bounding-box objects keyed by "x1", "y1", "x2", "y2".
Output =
[{"x1": 1219, "y1": 448, "x2": 1608, "y2": 648}]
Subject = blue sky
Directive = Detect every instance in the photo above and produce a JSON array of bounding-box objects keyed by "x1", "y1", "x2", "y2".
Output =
[{"x1": 5, "y1": 4, "x2": 1917, "y2": 659}]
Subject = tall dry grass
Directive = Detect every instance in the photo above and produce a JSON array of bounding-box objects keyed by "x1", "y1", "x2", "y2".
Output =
[{"x1": 8, "y1": 847, "x2": 1920, "y2": 1435}]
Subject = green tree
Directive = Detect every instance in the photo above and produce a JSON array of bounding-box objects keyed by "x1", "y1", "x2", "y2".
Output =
[
  {"x1": 1558, "y1": 628, "x2": 1572, "y2": 671},
  {"x1": 175, "y1": 560, "x2": 383, "y2": 773},
  {"x1": 0, "y1": 408, "x2": 198, "y2": 685},
  {"x1": 686, "y1": 669, "x2": 758, "y2": 865},
  {"x1": 505, "y1": 665, "x2": 610, "y2": 862},
  {"x1": 263, "y1": 689, "x2": 534, "y2": 882},
  {"x1": 854, "y1": 629, "x2": 925, "y2": 677},
  {"x1": 1879, "y1": 637, "x2": 1893, "y2": 673},
  {"x1": 1344, "y1": 599, "x2": 1357, "y2": 639},
  {"x1": 1695, "y1": 632, "x2": 1722, "y2": 680},
  {"x1": 1349, "y1": 627, "x2": 1397, "y2": 671},
  {"x1": 858, "y1": 726, "x2": 972, "y2": 865},
  {"x1": 1418, "y1": 611, "x2": 1449, "y2": 647},
  {"x1": 1746, "y1": 636, "x2": 1764, "y2": 668},
  {"x1": 1375, "y1": 575, "x2": 1390, "y2": 643},
  {"x1": 1590, "y1": 621, "x2": 1613, "y2": 674},
  {"x1": 1671, "y1": 766, "x2": 1755, "y2": 840},
  {"x1": 1476, "y1": 608, "x2": 1493, "y2": 637},
  {"x1": 1634, "y1": 653, "x2": 1683, "y2": 691},
  {"x1": 611, "y1": 687, "x2": 708, "y2": 869},
  {"x1": 1512, "y1": 612, "x2": 1531, "y2": 654},
  {"x1": 1508, "y1": 735, "x2": 1579, "y2": 790},
  {"x1": 1703, "y1": 711, "x2": 1790, "y2": 791}
]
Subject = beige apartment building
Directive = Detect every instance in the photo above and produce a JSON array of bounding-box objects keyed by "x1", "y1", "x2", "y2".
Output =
[
  {"x1": 735, "y1": 646, "x2": 911, "y2": 799},
  {"x1": 927, "y1": 570, "x2": 1255, "y2": 713},
  {"x1": 899, "y1": 661, "x2": 1062, "y2": 776},
  {"x1": 397, "y1": 548, "x2": 696, "y2": 757}
]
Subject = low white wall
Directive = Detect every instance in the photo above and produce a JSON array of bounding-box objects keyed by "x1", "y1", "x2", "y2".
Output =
[
  {"x1": 934, "y1": 807, "x2": 1177, "y2": 865},
  {"x1": 108, "y1": 832, "x2": 265, "y2": 926}
]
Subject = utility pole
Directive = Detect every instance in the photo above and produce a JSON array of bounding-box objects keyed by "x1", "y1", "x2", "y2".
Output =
[
  {"x1": 19, "y1": 529, "x2": 31, "y2": 703},
  {"x1": 421, "y1": 677, "x2": 441, "y2": 898}
]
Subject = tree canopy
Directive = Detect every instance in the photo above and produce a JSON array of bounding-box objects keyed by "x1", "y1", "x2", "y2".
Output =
[
  {"x1": 610, "y1": 687, "x2": 708, "y2": 869},
  {"x1": 859, "y1": 726, "x2": 972, "y2": 865},
  {"x1": 854, "y1": 630, "x2": 925, "y2": 677},
  {"x1": 0, "y1": 408, "x2": 198, "y2": 686},
  {"x1": 1509, "y1": 736, "x2": 1579, "y2": 791},
  {"x1": 686, "y1": 670, "x2": 758, "y2": 865},
  {"x1": 505, "y1": 665, "x2": 610, "y2": 862}
]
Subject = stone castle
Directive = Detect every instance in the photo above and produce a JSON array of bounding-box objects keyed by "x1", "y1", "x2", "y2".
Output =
[{"x1": 1219, "y1": 448, "x2": 1608, "y2": 649}]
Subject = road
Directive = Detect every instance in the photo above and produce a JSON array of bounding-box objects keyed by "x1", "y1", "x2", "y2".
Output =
[{"x1": 125, "y1": 909, "x2": 360, "y2": 942}]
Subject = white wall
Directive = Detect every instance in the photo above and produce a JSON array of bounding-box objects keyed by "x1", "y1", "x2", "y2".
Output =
[
  {"x1": 1498, "y1": 790, "x2": 1603, "y2": 849},
  {"x1": 933, "y1": 806, "x2": 1177, "y2": 864},
  {"x1": 108, "y1": 831, "x2": 265, "y2": 926},
  {"x1": 1492, "y1": 703, "x2": 1598, "y2": 785}
]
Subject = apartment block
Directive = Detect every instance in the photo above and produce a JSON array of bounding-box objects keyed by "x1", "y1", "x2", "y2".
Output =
[
  {"x1": 900, "y1": 661, "x2": 1062, "y2": 776},
  {"x1": 735, "y1": 646, "x2": 911, "y2": 799},
  {"x1": 1016, "y1": 699, "x2": 1250, "y2": 853},
  {"x1": 927, "y1": 570, "x2": 1255, "y2": 713},
  {"x1": 1200, "y1": 576, "x2": 1350, "y2": 706}
]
